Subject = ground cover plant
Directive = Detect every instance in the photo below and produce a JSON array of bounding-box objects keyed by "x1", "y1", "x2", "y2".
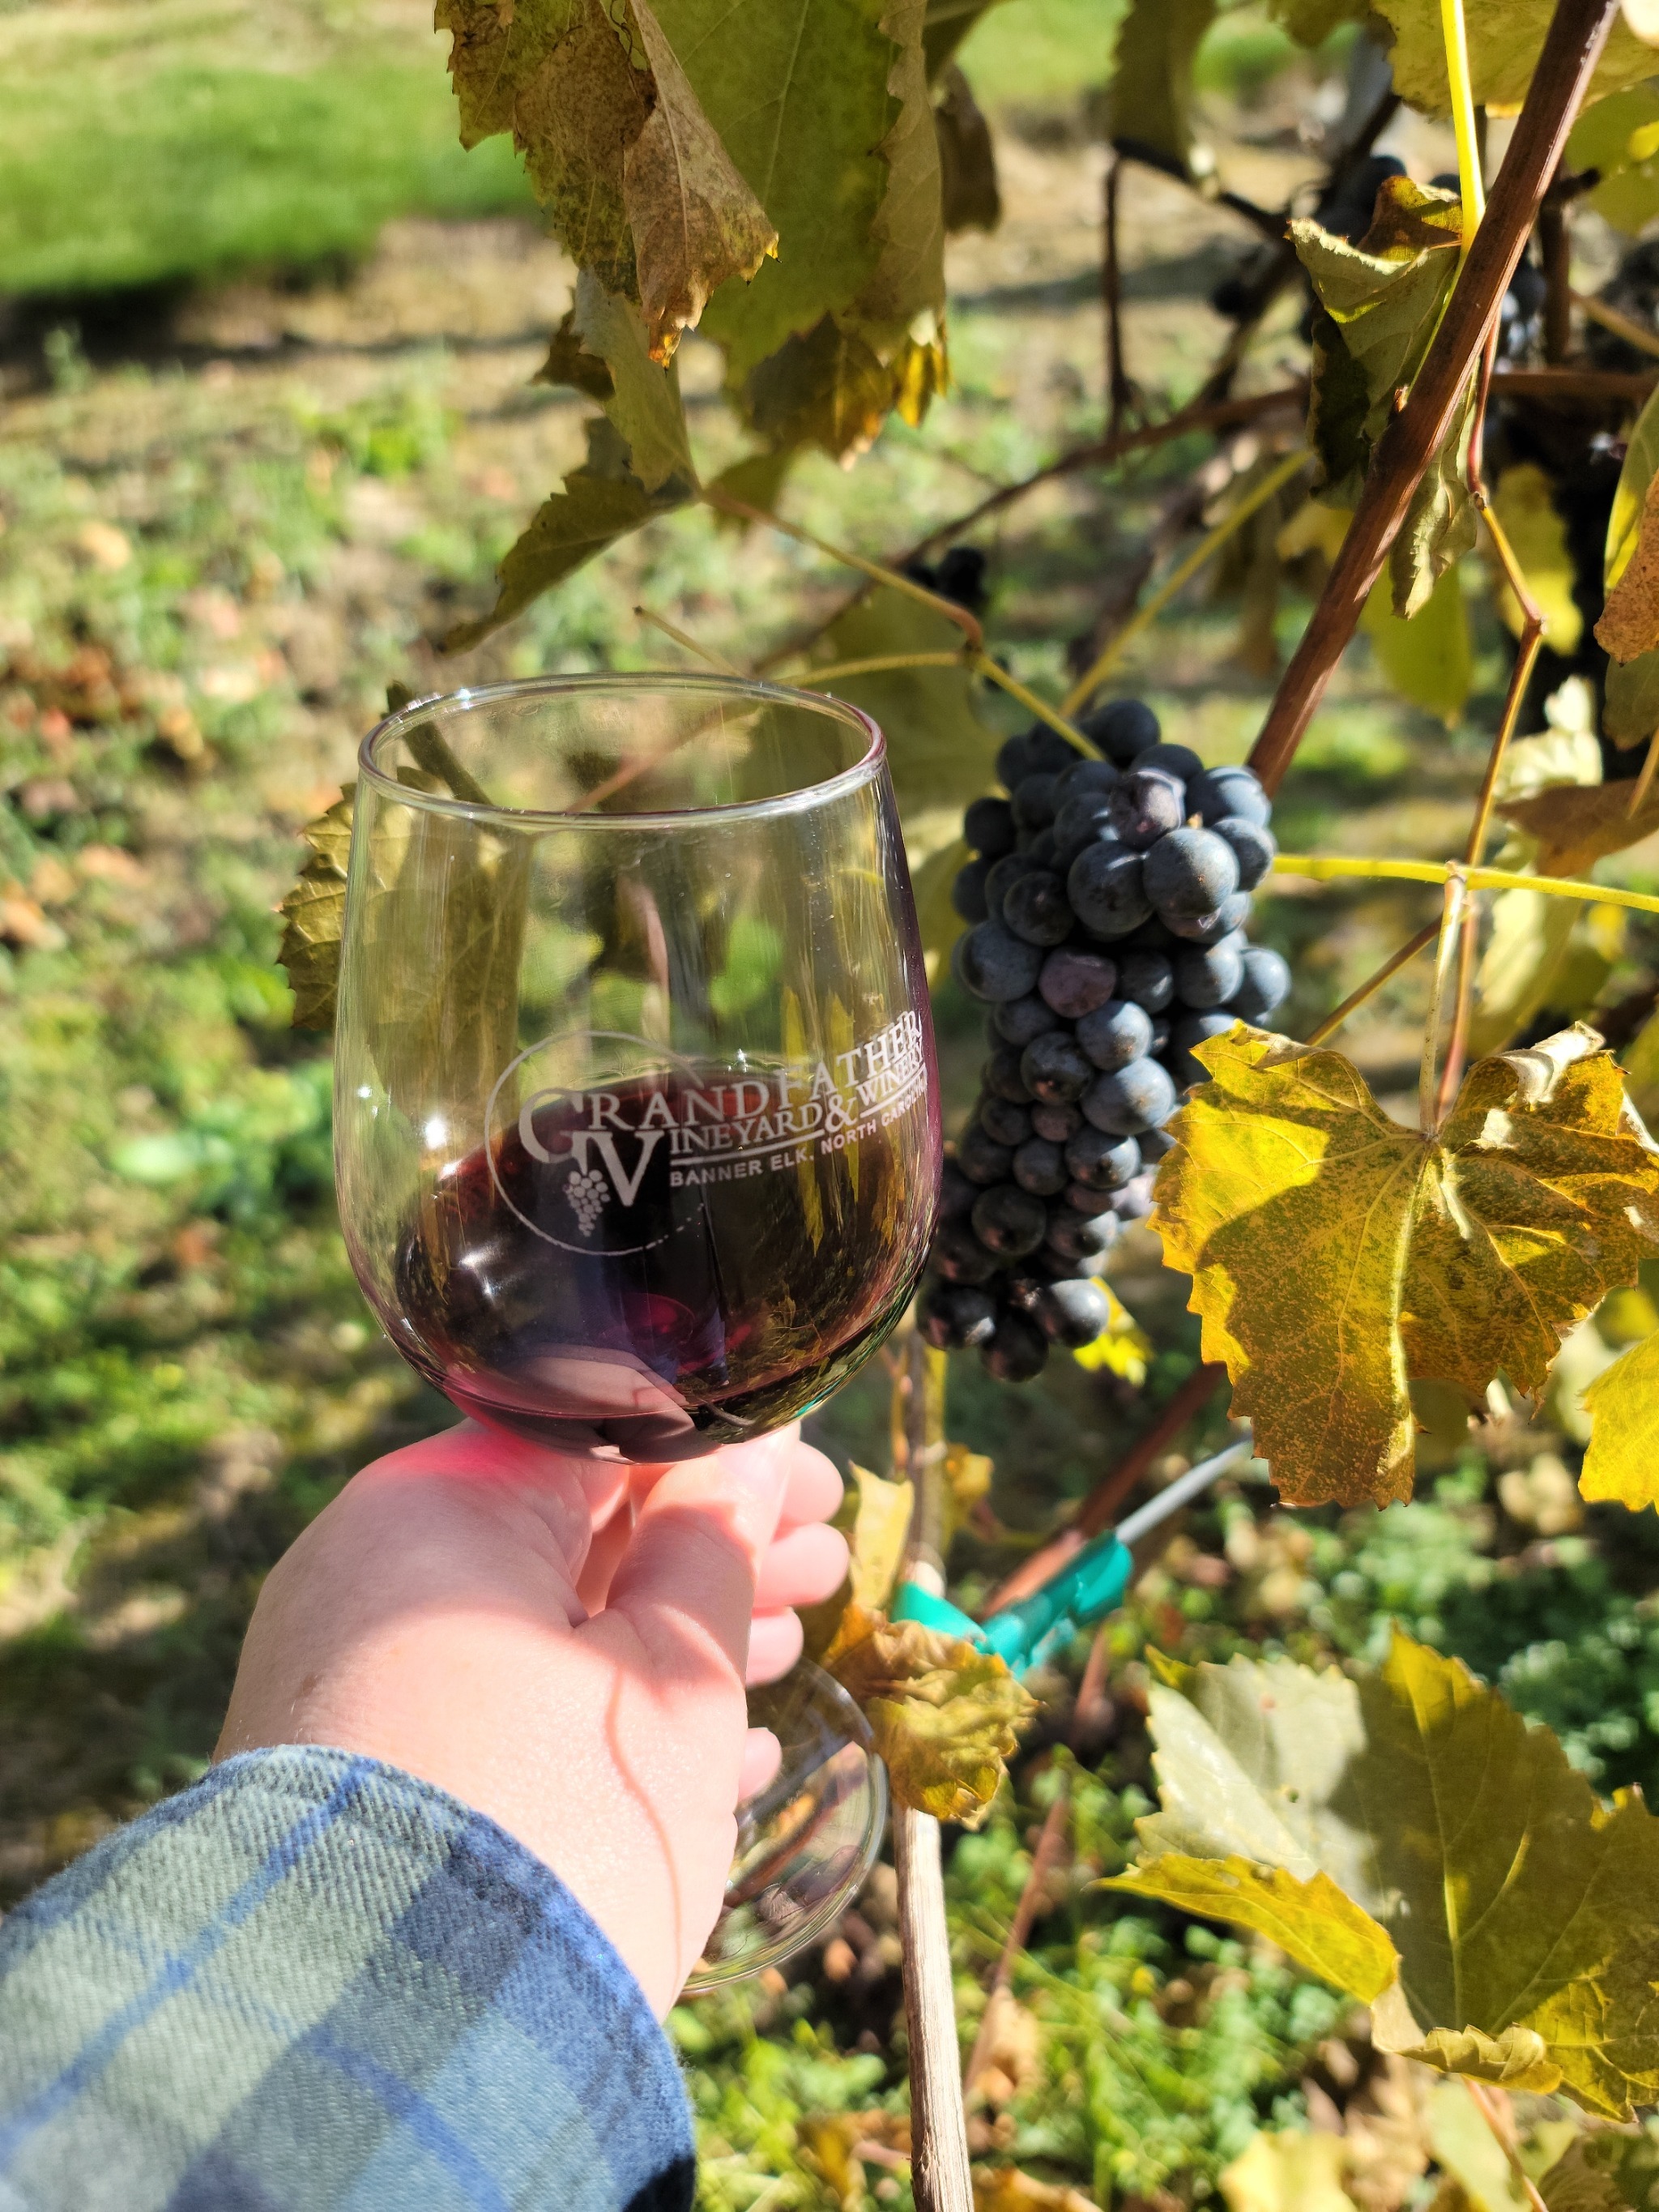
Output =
[{"x1": 12, "y1": 0, "x2": 1659, "y2": 2204}]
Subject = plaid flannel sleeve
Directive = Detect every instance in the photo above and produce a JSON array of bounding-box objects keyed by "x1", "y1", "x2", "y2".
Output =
[{"x1": 0, "y1": 1744, "x2": 696, "y2": 2212}]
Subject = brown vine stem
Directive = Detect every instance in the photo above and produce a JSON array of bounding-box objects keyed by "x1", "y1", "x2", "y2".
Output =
[
  {"x1": 1572, "y1": 288, "x2": 1659, "y2": 363},
  {"x1": 1420, "y1": 869, "x2": 1470, "y2": 1134},
  {"x1": 1304, "y1": 921, "x2": 1442, "y2": 1048},
  {"x1": 1104, "y1": 155, "x2": 1136, "y2": 442},
  {"x1": 633, "y1": 604, "x2": 743, "y2": 675},
  {"x1": 1462, "y1": 2081, "x2": 1550, "y2": 2212},
  {"x1": 1247, "y1": 0, "x2": 1623, "y2": 797}
]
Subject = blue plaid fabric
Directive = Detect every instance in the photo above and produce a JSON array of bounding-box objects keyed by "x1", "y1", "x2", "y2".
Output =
[{"x1": 0, "y1": 1745, "x2": 695, "y2": 2211}]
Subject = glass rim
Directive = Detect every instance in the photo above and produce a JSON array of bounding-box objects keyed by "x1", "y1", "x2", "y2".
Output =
[{"x1": 357, "y1": 672, "x2": 886, "y2": 829}]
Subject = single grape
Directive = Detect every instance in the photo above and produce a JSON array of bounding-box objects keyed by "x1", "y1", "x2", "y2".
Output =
[
  {"x1": 1045, "y1": 1205, "x2": 1120, "y2": 1262},
  {"x1": 1137, "y1": 741, "x2": 1205, "y2": 784},
  {"x1": 920, "y1": 1280, "x2": 999, "y2": 1350},
  {"x1": 931, "y1": 1218, "x2": 1001, "y2": 1283},
  {"x1": 1064, "y1": 1180, "x2": 1119, "y2": 1216},
  {"x1": 1106, "y1": 767, "x2": 1187, "y2": 849},
  {"x1": 1078, "y1": 697, "x2": 1160, "y2": 764},
  {"x1": 1077, "y1": 996, "x2": 1154, "y2": 1072},
  {"x1": 957, "y1": 1123, "x2": 1013, "y2": 1185},
  {"x1": 1052, "y1": 792, "x2": 1117, "y2": 866},
  {"x1": 952, "y1": 858, "x2": 990, "y2": 922},
  {"x1": 1169, "y1": 1010, "x2": 1235, "y2": 1088},
  {"x1": 1213, "y1": 816, "x2": 1277, "y2": 890},
  {"x1": 938, "y1": 1158, "x2": 978, "y2": 1219},
  {"x1": 963, "y1": 794, "x2": 1017, "y2": 857},
  {"x1": 996, "y1": 732, "x2": 1040, "y2": 788},
  {"x1": 979, "y1": 1095, "x2": 1033, "y2": 1147},
  {"x1": 1068, "y1": 839, "x2": 1151, "y2": 938},
  {"x1": 1032, "y1": 1276, "x2": 1113, "y2": 1348},
  {"x1": 1003, "y1": 870, "x2": 1074, "y2": 947},
  {"x1": 1013, "y1": 773, "x2": 1062, "y2": 832},
  {"x1": 1065, "y1": 1126, "x2": 1141, "y2": 1190},
  {"x1": 981, "y1": 1309, "x2": 1049, "y2": 1381},
  {"x1": 1143, "y1": 826, "x2": 1240, "y2": 920},
  {"x1": 954, "y1": 921, "x2": 1044, "y2": 1001},
  {"x1": 1232, "y1": 945, "x2": 1291, "y2": 1022},
  {"x1": 1039, "y1": 947, "x2": 1118, "y2": 1018},
  {"x1": 1120, "y1": 914, "x2": 1181, "y2": 954},
  {"x1": 1024, "y1": 829, "x2": 1059, "y2": 869},
  {"x1": 983, "y1": 1046, "x2": 1034, "y2": 1104},
  {"x1": 1054, "y1": 758, "x2": 1120, "y2": 803},
  {"x1": 1165, "y1": 891, "x2": 1252, "y2": 944},
  {"x1": 973, "y1": 1183, "x2": 1049, "y2": 1258},
  {"x1": 1190, "y1": 767, "x2": 1270, "y2": 827},
  {"x1": 1111, "y1": 1171, "x2": 1157, "y2": 1219},
  {"x1": 1082, "y1": 1055, "x2": 1178, "y2": 1136},
  {"x1": 994, "y1": 993, "x2": 1061, "y2": 1045},
  {"x1": 1021, "y1": 1029, "x2": 1095, "y2": 1104},
  {"x1": 1175, "y1": 939, "x2": 1245, "y2": 1010},
  {"x1": 1013, "y1": 1137, "x2": 1069, "y2": 1197},
  {"x1": 1116, "y1": 949, "x2": 1174, "y2": 1013},
  {"x1": 1140, "y1": 1126, "x2": 1176, "y2": 1163},
  {"x1": 982, "y1": 852, "x2": 1033, "y2": 923},
  {"x1": 999, "y1": 727, "x2": 1078, "y2": 788},
  {"x1": 1030, "y1": 1101, "x2": 1084, "y2": 1143}
]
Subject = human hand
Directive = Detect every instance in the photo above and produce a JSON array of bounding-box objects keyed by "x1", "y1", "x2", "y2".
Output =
[{"x1": 215, "y1": 1420, "x2": 848, "y2": 2015}]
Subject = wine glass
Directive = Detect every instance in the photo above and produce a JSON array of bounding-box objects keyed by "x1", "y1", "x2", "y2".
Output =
[{"x1": 331, "y1": 673, "x2": 940, "y2": 1984}]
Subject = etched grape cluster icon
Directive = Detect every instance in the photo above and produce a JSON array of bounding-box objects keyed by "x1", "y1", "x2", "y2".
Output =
[{"x1": 565, "y1": 1164, "x2": 608, "y2": 1240}]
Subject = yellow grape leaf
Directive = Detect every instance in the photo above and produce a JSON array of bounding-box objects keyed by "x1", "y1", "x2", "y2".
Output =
[
  {"x1": 1580, "y1": 1329, "x2": 1659, "y2": 1508},
  {"x1": 1492, "y1": 464, "x2": 1584, "y2": 656},
  {"x1": 1600, "y1": 473, "x2": 1659, "y2": 664},
  {"x1": 535, "y1": 271, "x2": 695, "y2": 495},
  {"x1": 910, "y1": 834, "x2": 969, "y2": 980},
  {"x1": 1152, "y1": 1023, "x2": 1659, "y2": 1505},
  {"x1": 1124, "y1": 1636, "x2": 1659, "y2": 2117},
  {"x1": 943, "y1": 1439, "x2": 993, "y2": 1540},
  {"x1": 1107, "y1": 1855, "x2": 1399, "y2": 2001},
  {"x1": 1106, "y1": 0, "x2": 1218, "y2": 177},
  {"x1": 845, "y1": 1462, "x2": 915, "y2": 1612},
  {"x1": 1608, "y1": 382, "x2": 1659, "y2": 596},
  {"x1": 1222, "y1": 2129, "x2": 1358, "y2": 2212},
  {"x1": 1367, "y1": 0, "x2": 1658, "y2": 114},
  {"x1": 438, "y1": 0, "x2": 774, "y2": 360},
  {"x1": 1499, "y1": 779, "x2": 1659, "y2": 878},
  {"x1": 1362, "y1": 560, "x2": 1472, "y2": 724},
  {"x1": 827, "y1": 1603, "x2": 1034, "y2": 1826},
  {"x1": 276, "y1": 787, "x2": 354, "y2": 1030}
]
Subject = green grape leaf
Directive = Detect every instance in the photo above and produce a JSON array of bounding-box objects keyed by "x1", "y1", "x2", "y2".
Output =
[
  {"x1": 1106, "y1": 0, "x2": 1218, "y2": 177},
  {"x1": 739, "y1": 315, "x2": 947, "y2": 459},
  {"x1": 922, "y1": 0, "x2": 1006, "y2": 79},
  {"x1": 1361, "y1": 560, "x2": 1471, "y2": 724},
  {"x1": 1151, "y1": 1023, "x2": 1659, "y2": 1505},
  {"x1": 1265, "y1": 0, "x2": 1371, "y2": 45},
  {"x1": 1122, "y1": 1635, "x2": 1659, "y2": 2117},
  {"x1": 437, "y1": 0, "x2": 775, "y2": 360},
  {"x1": 277, "y1": 787, "x2": 355, "y2": 1030},
  {"x1": 845, "y1": 1462, "x2": 915, "y2": 1612},
  {"x1": 535, "y1": 272, "x2": 695, "y2": 494},
  {"x1": 826, "y1": 1603, "x2": 1035, "y2": 1826},
  {"x1": 706, "y1": 446, "x2": 796, "y2": 520},
  {"x1": 1541, "y1": 2126, "x2": 1659, "y2": 2212},
  {"x1": 1107, "y1": 1855, "x2": 1399, "y2": 2001},
  {"x1": 910, "y1": 833, "x2": 970, "y2": 980},
  {"x1": 1604, "y1": 650, "x2": 1659, "y2": 749},
  {"x1": 1580, "y1": 1328, "x2": 1659, "y2": 1510},
  {"x1": 1491, "y1": 463, "x2": 1584, "y2": 656},
  {"x1": 1568, "y1": 88, "x2": 1659, "y2": 237},
  {"x1": 1367, "y1": 0, "x2": 1659, "y2": 115},
  {"x1": 1391, "y1": 371, "x2": 1478, "y2": 617}
]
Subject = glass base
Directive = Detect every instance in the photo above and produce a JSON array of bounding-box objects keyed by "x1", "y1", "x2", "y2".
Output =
[{"x1": 684, "y1": 1662, "x2": 887, "y2": 1992}]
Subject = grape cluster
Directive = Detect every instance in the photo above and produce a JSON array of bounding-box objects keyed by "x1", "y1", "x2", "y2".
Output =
[{"x1": 920, "y1": 698, "x2": 1290, "y2": 1381}]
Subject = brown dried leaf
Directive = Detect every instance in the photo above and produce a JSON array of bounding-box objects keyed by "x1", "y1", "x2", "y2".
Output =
[
  {"x1": 1498, "y1": 779, "x2": 1659, "y2": 878},
  {"x1": 1598, "y1": 472, "x2": 1659, "y2": 664}
]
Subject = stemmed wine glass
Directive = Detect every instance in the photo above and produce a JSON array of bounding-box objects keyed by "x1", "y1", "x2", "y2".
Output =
[{"x1": 331, "y1": 673, "x2": 941, "y2": 1984}]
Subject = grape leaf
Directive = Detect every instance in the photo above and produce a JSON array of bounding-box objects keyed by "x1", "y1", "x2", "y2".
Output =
[
  {"x1": 922, "y1": 0, "x2": 1007, "y2": 79},
  {"x1": 535, "y1": 271, "x2": 695, "y2": 494},
  {"x1": 1541, "y1": 2128, "x2": 1659, "y2": 2212},
  {"x1": 1604, "y1": 650, "x2": 1659, "y2": 749},
  {"x1": 1265, "y1": 0, "x2": 1371, "y2": 45},
  {"x1": 826, "y1": 1603, "x2": 1034, "y2": 1825},
  {"x1": 1610, "y1": 386, "x2": 1659, "y2": 598},
  {"x1": 1106, "y1": 0, "x2": 1218, "y2": 178},
  {"x1": 1108, "y1": 1854, "x2": 1400, "y2": 2000},
  {"x1": 845, "y1": 1461, "x2": 915, "y2": 1611},
  {"x1": 1568, "y1": 88, "x2": 1659, "y2": 236},
  {"x1": 1498, "y1": 780, "x2": 1659, "y2": 878},
  {"x1": 437, "y1": 0, "x2": 774, "y2": 360},
  {"x1": 1391, "y1": 374, "x2": 1478, "y2": 617},
  {"x1": 276, "y1": 786, "x2": 354, "y2": 1029},
  {"x1": 1580, "y1": 1329, "x2": 1659, "y2": 1509},
  {"x1": 1491, "y1": 464, "x2": 1584, "y2": 657},
  {"x1": 935, "y1": 62, "x2": 1000, "y2": 233},
  {"x1": 1367, "y1": 0, "x2": 1658, "y2": 115},
  {"x1": 1152, "y1": 1023, "x2": 1659, "y2": 1505},
  {"x1": 1116, "y1": 1636, "x2": 1659, "y2": 2116},
  {"x1": 1222, "y1": 2129, "x2": 1360, "y2": 2212},
  {"x1": 1361, "y1": 562, "x2": 1471, "y2": 724},
  {"x1": 910, "y1": 832, "x2": 970, "y2": 979}
]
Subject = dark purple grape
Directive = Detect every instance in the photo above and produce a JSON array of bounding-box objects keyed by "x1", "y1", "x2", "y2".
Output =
[
  {"x1": 1166, "y1": 892, "x2": 1252, "y2": 944},
  {"x1": 1030, "y1": 1101, "x2": 1084, "y2": 1143},
  {"x1": 1149, "y1": 1016, "x2": 1170, "y2": 1054},
  {"x1": 1143, "y1": 827, "x2": 1239, "y2": 920},
  {"x1": 1077, "y1": 997, "x2": 1154, "y2": 1072},
  {"x1": 1003, "y1": 870, "x2": 1073, "y2": 947},
  {"x1": 921, "y1": 1280, "x2": 999, "y2": 1350},
  {"x1": 1065, "y1": 1127, "x2": 1141, "y2": 1190},
  {"x1": 1045, "y1": 1206, "x2": 1120, "y2": 1262},
  {"x1": 1191, "y1": 767, "x2": 1270, "y2": 828},
  {"x1": 982, "y1": 852, "x2": 1033, "y2": 923},
  {"x1": 1120, "y1": 914, "x2": 1181, "y2": 954},
  {"x1": 1079, "y1": 698, "x2": 1159, "y2": 765},
  {"x1": 964, "y1": 795, "x2": 1017, "y2": 856},
  {"x1": 979, "y1": 1095, "x2": 1033, "y2": 1147},
  {"x1": 958, "y1": 1122, "x2": 1013, "y2": 1184},
  {"x1": 1213, "y1": 816, "x2": 1276, "y2": 890},
  {"x1": 1024, "y1": 830, "x2": 1059, "y2": 870},
  {"x1": 932, "y1": 1218, "x2": 1001, "y2": 1283},
  {"x1": 995, "y1": 993, "x2": 1060, "y2": 1046},
  {"x1": 1012, "y1": 1137, "x2": 1068, "y2": 1197},
  {"x1": 1233, "y1": 946, "x2": 1291, "y2": 1022},
  {"x1": 996, "y1": 732, "x2": 1041, "y2": 788},
  {"x1": 982, "y1": 1310, "x2": 1049, "y2": 1381},
  {"x1": 1052, "y1": 792, "x2": 1117, "y2": 865},
  {"x1": 939, "y1": 1158, "x2": 977, "y2": 1219},
  {"x1": 1021, "y1": 1030, "x2": 1095, "y2": 1104},
  {"x1": 1039, "y1": 948, "x2": 1118, "y2": 1018},
  {"x1": 1107, "y1": 768, "x2": 1187, "y2": 849},
  {"x1": 1032, "y1": 1276, "x2": 1113, "y2": 1347},
  {"x1": 1083, "y1": 1056, "x2": 1178, "y2": 1135},
  {"x1": 1175, "y1": 940, "x2": 1245, "y2": 1010},
  {"x1": 1116, "y1": 950, "x2": 1174, "y2": 1013},
  {"x1": 973, "y1": 1184, "x2": 1049, "y2": 1258},
  {"x1": 983, "y1": 1046, "x2": 1034, "y2": 1104},
  {"x1": 1012, "y1": 774, "x2": 1061, "y2": 833},
  {"x1": 952, "y1": 859, "x2": 991, "y2": 922},
  {"x1": 1064, "y1": 1181, "x2": 1116, "y2": 1216},
  {"x1": 1068, "y1": 840, "x2": 1151, "y2": 938},
  {"x1": 1141, "y1": 1127, "x2": 1175, "y2": 1163},
  {"x1": 1170, "y1": 1010, "x2": 1236, "y2": 1088},
  {"x1": 1111, "y1": 1171, "x2": 1157, "y2": 1219},
  {"x1": 954, "y1": 922, "x2": 1044, "y2": 1001},
  {"x1": 1138, "y1": 741, "x2": 1205, "y2": 784},
  {"x1": 1054, "y1": 758, "x2": 1120, "y2": 803}
]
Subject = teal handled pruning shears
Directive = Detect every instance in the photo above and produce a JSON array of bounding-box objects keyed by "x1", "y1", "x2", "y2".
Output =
[{"x1": 890, "y1": 1437, "x2": 1255, "y2": 1678}]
